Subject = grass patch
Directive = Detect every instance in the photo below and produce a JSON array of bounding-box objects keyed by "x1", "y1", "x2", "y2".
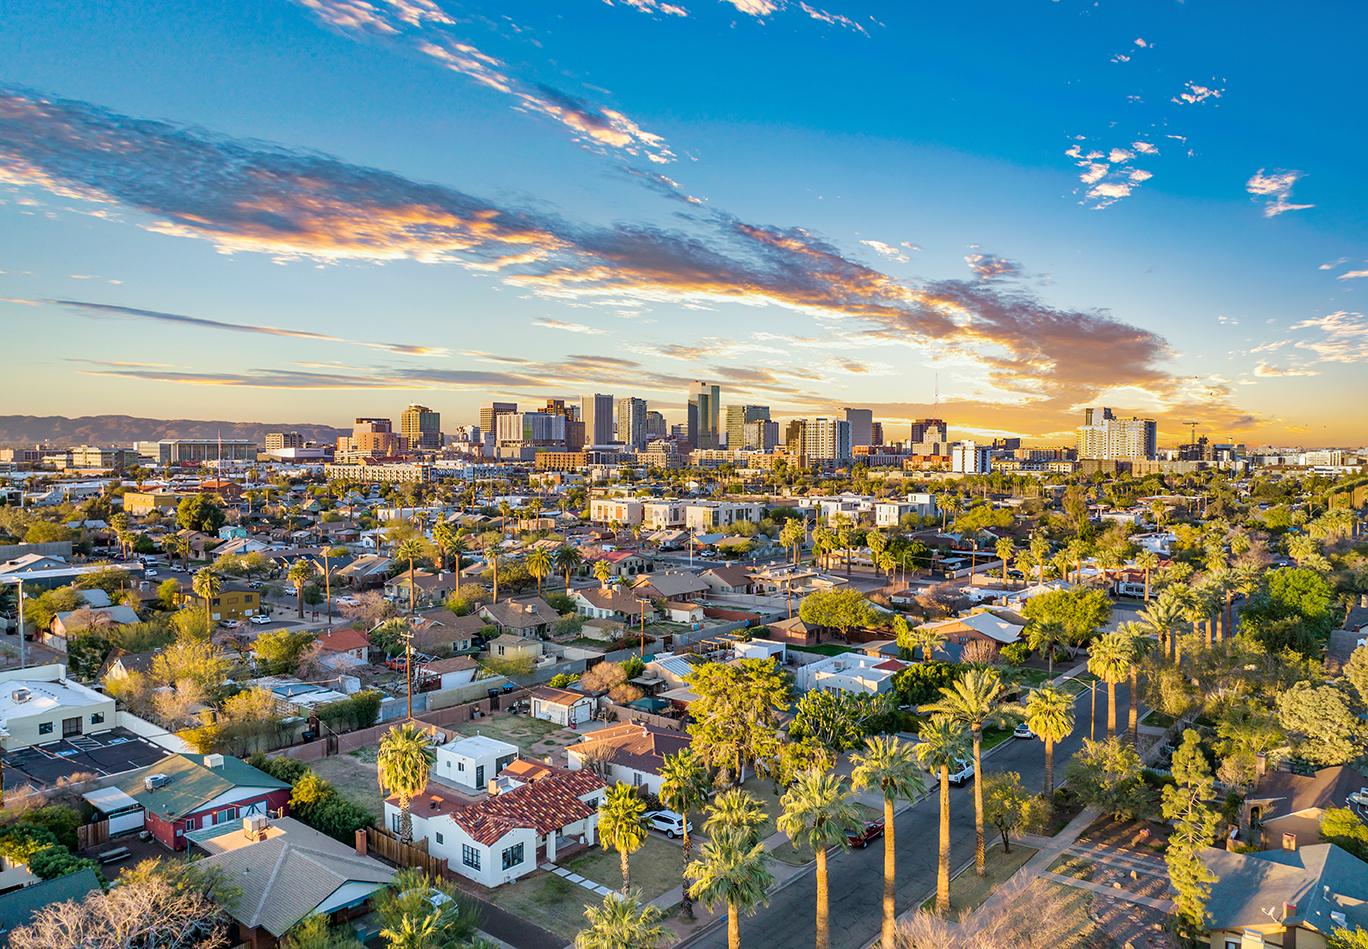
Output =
[
  {"x1": 450, "y1": 713, "x2": 571, "y2": 754},
  {"x1": 982, "y1": 727, "x2": 1015, "y2": 752},
  {"x1": 308, "y1": 754, "x2": 385, "y2": 819},
  {"x1": 921, "y1": 843, "x2": 1037, "y2": 915},
  {"x1": 1008, "y1": 666, "x2": 1052, "y2": 687},
  {"x1": 564, "y1": 836, "x2": 685, "y2": 903},
  {"x1": 788, "y1": 643, "x2": 856, "y2": 656},
  {"x1": 497, "y1": 873, "x2": 597, "y2": 943}
]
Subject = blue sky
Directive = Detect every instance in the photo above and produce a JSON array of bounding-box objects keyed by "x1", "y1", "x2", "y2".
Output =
[{"x1": 1, "y1": 0, "x2": 1364, "y2": 446}]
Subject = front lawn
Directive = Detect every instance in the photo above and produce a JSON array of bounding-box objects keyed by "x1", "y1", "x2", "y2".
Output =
[
  {"x1": 788, "y1": 643, "x2": 855, "y2": 656},
  {"x1": 496, "y1": 872, "x2": 596, "y2": 943},
  {"x1": 564, "y1": 834, "x2": 685, "y2": 901},
  {"x1": 922, "y1": 842, "x2": 1037, "y2": 915}
]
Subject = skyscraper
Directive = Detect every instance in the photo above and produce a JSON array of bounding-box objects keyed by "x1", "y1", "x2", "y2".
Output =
[
  {"x1": 688, "y1": 381, "x2": 721, "y2": 449},
  {"x1": 644, "y1": 410, "x2": 667, "y2": 440},
  {"x1": 400, "y1": 403, "x2": 442, "y2": 449},
  {"x1": 843, "y1": 408, "x2": 874, "y2": 447},
  {"x1": 480, "y1": 402, "x2": 517, "y2": 437},
  {"x1": 797, "y1": 417, "x2": 852, "y2": 465},
  {"x1": 724, "y1": 404, "x2": 770, "y2": 448},
  {"x1": 909, "y1": 418, "x2": 949, "y2": 455},
  {"x1": 1076, "y1": 408, "x2": 1157, "y2": 460},
  {"x1": 582, "y1": 393, "x2": 615, "y2": 446},
  {"x1": 615, "y1": 397, "x2": 648, "y2": 449}
]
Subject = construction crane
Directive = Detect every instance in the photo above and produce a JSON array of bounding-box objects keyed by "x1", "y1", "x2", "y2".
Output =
[{"x1": 1183, "y1": 420, "x2": 1199, "y2": 446}]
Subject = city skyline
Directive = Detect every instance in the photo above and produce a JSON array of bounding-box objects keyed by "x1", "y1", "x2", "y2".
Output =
[{"x1": 1, "y1": 2, "x2": 1365, "y2": 447}]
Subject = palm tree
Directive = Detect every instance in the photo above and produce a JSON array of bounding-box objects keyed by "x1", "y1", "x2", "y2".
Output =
[
  {"x1": 687, "y1": 828, "x2": 773, "y2": 949},
  {"x1": 1024, "y1": 685, "x2": 1075, "y2": 795},
  {"x1": 498, "y1": 501, "x2": 514, "y2": 537},
  {"x1": 909, "y1": 624, "x2": 946, "y2": 663},
  {"x1": 779, "y1": 518, "x2": 805, "y2": 566},
  {"x1": 393, "y1": 538, "x2": 426, "y2": 615},
  {"x1": 1139, "y1": 589, "x2": 1186, "y2": 664},
  {"x1": 1026, "y1": 619, "x2": 1065, "y2": 677},
  {"x1": 1116, "y1": 622, "x2": 1150, "y2": 745},
  {"x1": 287, "y1": 559, "x2": 316, "y2": 620},
  {"x1": 599, "y1": 784, "x2": 648, "y2": 893},
  {"x1": 489, "y1": 553, "x2": 501, "y2": 604},
  {"x1": 379, "y1": 911, "x2": 438, "y2": 949},
  {"x1": 377, "y1": 722, "x2": 435, "y2": 843},
  {"x1": 1135, "y1": 549, "x2": 1159, "y2": 601},
  {"x1": 913, "y1": 715, "x2": 970, "y2": 914},
  {"x1": 555, "y1": 545, "x2": 583, "y2": 591},
  {"x1": 704, "y1": 789, "x2": 768, "y2": 846},
  {"x1": 995, "y1": 537, "x2": 1015, "y2": 583},
  {"x1": 431, "y1": 519, "x2": 456, "y2": 573},
  {"x1": 777, "y1": 770, "x2": 861, "y2": 949},
  {"x1": 924, "y1": 668, "x2": 1005, "y2": 877},
  {"x1": 850, "y1": 737, "x2": 925, "y2": 949},
  {"x1": 1087, "y1": 632, "x2": 1130, "y2": 739},
  {"x1": 593, "y1": 559, "x2": 612, "y2": 590},
  {"x1": 192, "y1": 567, "x2": 222, "y2": 627},
  {"x1": 574, "y1": 890, "x2": 669, "y2": 949},
  {"x1": 659, "y1": 750, "x2": 711, "y2": 919},
  {"x1": 527, "y1": 548, "x2": 552, "y2": 595}
]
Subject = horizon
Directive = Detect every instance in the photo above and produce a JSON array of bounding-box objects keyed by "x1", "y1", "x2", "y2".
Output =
[{"x1": 1, "y1": 1, "x2": 1365, "y2": 447}]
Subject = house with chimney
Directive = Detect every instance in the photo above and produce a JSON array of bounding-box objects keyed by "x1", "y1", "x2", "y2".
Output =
[
  {"x1": 478, "y1": 597, "x2": 560, "y2": 639},
  {"x1": 565, "y1": 723, "x2": 691, "y2": 795}
]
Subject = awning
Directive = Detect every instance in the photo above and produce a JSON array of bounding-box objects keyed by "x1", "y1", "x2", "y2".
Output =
[{"x1": 83, "y1": 786, "x2": 142, "y2": 815}]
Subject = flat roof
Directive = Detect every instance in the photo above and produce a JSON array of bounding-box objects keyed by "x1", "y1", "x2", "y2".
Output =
[{"x1": 2, "y1": 727, "x2": 168, "y2": 789}]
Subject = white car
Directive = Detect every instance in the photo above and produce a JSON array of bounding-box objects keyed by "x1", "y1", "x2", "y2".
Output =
[
  {"x1": 1348, "y1": 788, "x2": 1368, "y2": 807},
  {"x1": 220, "y1": 619, "x2": 241, "y2": 630},
  {"x1": 947, "y1": 760, "x2": 974, "y2": 787},
  {"x1": 250, "y1": 614, "x2": 272, "y2": 625},
  {"x1": 336, "y1": 595, "x2": 358, "y2": 606},
  {"x1": 644, "y1": 809, "x2": 691, "y2": 839},
  {"x1": 1013, "y1": 723, "x2": 1035, "y2": 740},
  {"x1": 144, "y1": 568, "x2": 159, "y2": 577}
]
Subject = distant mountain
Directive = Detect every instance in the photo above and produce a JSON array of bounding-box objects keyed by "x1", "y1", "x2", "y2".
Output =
[{"x1": 0, "y1": 415, "x2": 348, "y2": 448}]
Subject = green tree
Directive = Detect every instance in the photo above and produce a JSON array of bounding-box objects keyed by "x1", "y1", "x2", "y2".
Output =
[
  {"x1": 1277, "y1": 681, "x2": 1368, "y2": 766},
  {"x1": 376, "y1": 723, "x2": 436, "y2": 843},
  {"x1": 373, "y1": 869, "x2": 477, "y2": 949},
  {"x1": 555, "y1": 545, "x2": 583, "y2": 591},
  {"x1": 777, "y1": 770, "x2": 861, "y2": 949},
  {"x1": 788, "y1": 689, "x2": 874, "y2": 753},
  {"x1": 1025, "y1": 685, "x2": 1075, "y2": 795},
  {"x1": 599, "y1": 784, "x2": 648, "y2": 893},
  {"x1": 176, "y1": 494, "x2": 225, "y2": 533},
  {"x1": 686, "y1": 658, "x2": 790, "y2": 785},
  {"x1": 527, "y1": 548, "x2": 552, "y2": 595},
  {"x1": 280, "y1": 913, "x2": 364, "y2": 949},
  {"x1": 1328, "y1": 929, "x2": 1368, "y2": 949},
  {"x1": 659, "y1": 750, "x2": 711, "y2": 919},
  {"x1": 797, "y1": 588, "x2": 876, "y2": 642},
  {"x1": 574, "y1": 890, "x2": 668, "y2": 949},
  {"x1": 924, "y1": 668, "x2": 1006, "y2": 877},
  {"x1": 703, "y1": 789, "x2": 768, "y2": 846},
  {"x1": 982, "y1": 771, "x2": 1038, "y2": 852},
  {"x1": 1064, "y1": 738, "x2": 1150, "y2": 820},
  {"x1": 913, "y1": 714, "x2": 971, "y2": 914},
  {"x1": 687, "y1": 828, "x2": 773, "y2": 949},
  {"x1": 851, "y1": 736, "x2": 924, "y2": 949},
  {"x1": 1320, "y1": 808, "x2": 1368, "y2": 862},
  {"x1": 779, "y1": 518, "x2": 806, "y2": 566},
  {"x1": 1161, "y1": 729, "x2": 1220, "y2": 937},
  {"x1": 191, "y1": 568, "x2": 222, "y2": 627},
  {"x1": 253, "y1": 628, "x2": 317, "y2": 675},
  {"x1": 1086, "y1": 632, "x2": 1132, "y2": 739},
  {"x1": 392, "y1": 539, "x2": 427, "y2": 615}
]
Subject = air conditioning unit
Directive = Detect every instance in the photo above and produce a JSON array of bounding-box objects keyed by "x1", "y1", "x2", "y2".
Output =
[
  {"x1": 242, "y1": 815, "x2": 269, "y2": 839},
  {"x1": 203, "y1": 753, "x2": 225, "y2": 769},
  {"x1": 144, "y1": 773, "x2": 170, "y2": 791},
  {"x1": 10, "y1": 689, "x2": 31, "y2": 704}
]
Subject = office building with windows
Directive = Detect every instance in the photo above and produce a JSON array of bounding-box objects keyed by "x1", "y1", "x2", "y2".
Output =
[
  {"x1": 687, "y1": 381, "x2": 721, "y2": 449},
  {"x1": 400, "y1": 404, "x2": 442, "y2": 450}
]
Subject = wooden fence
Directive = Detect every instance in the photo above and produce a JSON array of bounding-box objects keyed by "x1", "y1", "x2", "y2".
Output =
[
  {"x1": 356, "y1": 826, "x2": 450, "y2": 879},
  {"x1": 76, "y1": 819, "x2": 110, "y2": 851}
]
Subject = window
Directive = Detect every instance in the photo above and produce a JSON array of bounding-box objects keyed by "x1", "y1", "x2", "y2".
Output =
[
  {"x1": 213, "y1": 807, "x2": 240, "y2": 825},
  {"x1": 435, "y1": 832, "x2": 444, "y2": 844},
  {"x1": 39, "y1": 722, "x2": 53, "y2": 735},
  {"x1": 456, "y1": 760, "x2": 464, "y2": 772},
  {"x1": 462, "y1": 845, "x2": 481, "y2": 870},
  {"x1": 390, "y1": 812, "x2": 402, "y2": 834},
  {"x1": 501, "y1": 843, "x2": 524, "y2": 871},
  {"x1": 90, "y1": 712, "x2": 105, "y2": 725}
]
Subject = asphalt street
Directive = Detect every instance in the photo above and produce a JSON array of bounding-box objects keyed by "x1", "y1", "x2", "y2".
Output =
[{"x1": 685, "y1": 679, "x2": 1135, "y2": 949}]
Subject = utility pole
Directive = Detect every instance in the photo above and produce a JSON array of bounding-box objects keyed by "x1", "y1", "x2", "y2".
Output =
[
  {"x1": 401, "y1": 623, "x2": 415, "y2": 720},
  {"x1": 1089, "y1": 680, "x2": 1097, "y2": 741}
]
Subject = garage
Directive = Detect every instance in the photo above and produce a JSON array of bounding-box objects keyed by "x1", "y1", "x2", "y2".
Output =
[{"x1": 83, "y1": 787, "x2": 145, "y2": 836}]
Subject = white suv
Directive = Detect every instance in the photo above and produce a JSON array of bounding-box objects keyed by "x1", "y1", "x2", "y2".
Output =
[
  {"x1": 644, "y1": 809, "x2": 691, "y2": 839},
  {"x1": 947, "y1": 759, "x2": 974, "y2": 787}
]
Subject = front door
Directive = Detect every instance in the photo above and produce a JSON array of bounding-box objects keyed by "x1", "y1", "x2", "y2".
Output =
[
  {"x1": 475, "y1": 765, "x2": 485, "y2": 787},
  {"x1": 62, "y1": 716, "x2": 82, "y2": 738}
]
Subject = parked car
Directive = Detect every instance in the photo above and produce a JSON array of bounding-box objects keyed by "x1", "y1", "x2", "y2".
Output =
[
  {"x1": 846, "y1": 819, "x2": 885, "y2": 849},
  {"x1": 1013, "y1": 722, "x2": 1035, "y2": 740},
  {"x1": 645, "y1": 810, "x2": 691, "y2": 839},
  {"x1": 144, "y1": 568, "x2": 159, "y2": 577},
  {"x1": 948, "y1": 759, "x2": 974, "y2": 787},
  {"x1": 249, "y1": 614, "x2": 272, "y2": 625},
  {"x1": 220, "y1": 619, "x2": 241, "y2": 629}
]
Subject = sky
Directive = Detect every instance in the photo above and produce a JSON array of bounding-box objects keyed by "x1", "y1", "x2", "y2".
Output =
[{"x1": 1, "y1": 0, "x2": 1365, "y2": 448}]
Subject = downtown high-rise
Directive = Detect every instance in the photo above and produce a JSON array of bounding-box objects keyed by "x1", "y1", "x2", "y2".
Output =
[{"x1": 687, "y1": 381, "x2": 721, "y2": 449}]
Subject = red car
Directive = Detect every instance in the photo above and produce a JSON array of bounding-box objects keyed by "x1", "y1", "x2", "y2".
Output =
[{"x1": 846, "y1": 819, "x2": 885, "y2": 849}]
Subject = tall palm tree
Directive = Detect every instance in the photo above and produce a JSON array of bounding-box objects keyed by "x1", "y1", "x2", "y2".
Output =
[
  {"x1": 659, "y1": 750, "x2": 711, "y2": 919},
  {"x1": 431, "y1": 519, "x2": 456, "y2": 573},
  {"x1": 574, "y1": 890, "x2": 669, "y2": 949},
  {"x1": 1115, "y1": 621, "x2": 1150, "y2": 745},
  {"x1": 1087, "y1": 632, "x2": 1131, "y2": 739},
  {"x1": 556, "y1": 545, "x2": 583, "y2": 591},
  {"x1": 192, "y1": 567, "x2": 222, "y2": 627},
  {"x1": 1135, "y1": 549, "x2": 1159, "y2": 601},
  {"x1": 489, "y1": 553, "x2": 501, "y2": 604},
  {"x1": 1024, "y1": 685, "x2": 1075, "y2": 795},
  {"x1": 527, "y1": 548, "x2": 553, "y2": 595},
  {"x1": 593, "y1": 560, "x2": 612, "y2": 590},
  {"x1": 287, "y1": 559, "x2": 316, "y2": 620},
  {"x1": 498, "y1": 501, "x2": 514, "y2": 537},
  {"x1": 909, "y1": 625, "x2": 946, "y2": 663},
  {"x1": 1140, "y1": 589, "x2": 1186, "y2": 664},
  {"x1": 377, "y1": 722, "x2": 435, "y2": 843},
  {"x1": 393, "y1": 538, "x2": 426, "y2": 615},
  {"x1": 687, "y1": 828, "x2": 773, "y2": 949},
  {"x1": 995, "y1": 537, "x2": 1015, "y2": 583},
  {"x1": 704, "y1": 789, "x2": 768, "y2": 846},
  {"x1": 850, "y1": 737, "x2": 925, "y2": 949},
  {"x1": 924, "y1": 668, "x2": 1005, "y2": 878},
  {"x1": 777, "y1": 770, "x2": 861, "y2": 949},
  {"x1": 598, "y1": 784, "x2": 648, "y2": 893},
  {"x1": 913, "y1": 715, "x2": 970, "y2": 913}
]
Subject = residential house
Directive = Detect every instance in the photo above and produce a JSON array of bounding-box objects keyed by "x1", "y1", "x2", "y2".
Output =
[
  {"x1": 410, "y1": 611, "x2": 484, "y2": 655},
  {"x1": 663, "y1": 601, "x2": 706, "y2": 624},
  {"x1": 115, "y1": 752, "x2": 292, "y2": 851},
  {"x1": 794, "y1": 652, "x2": 907, "y2": 695},
  {"x1": 0, "y1": 868, "x2": 102, "y2": 943},
  {"x1": 313, "y1": 627, "x2": 371, "y2": 669},
  {"x1": 528, "y1": 685, "x2": 595, "y2": 727},
  {"x1": 565, "y1": 723, "x2": 691, "y2": 795},
  {"x1": 0, "y1": 664, "x2": 115, "y2": 749},
  {"x1": 487, "y1": 633, "x2": 543, "y2": 663},
  {"x1": 584, "y1": 549, "x2": 648, "y2": 578},
  {"x1": 572, "y1": 587, "x2": 653, "y2": 622},
  {"x1": 916, "y1": 608, "x2": 1027, "y2": 650},
  {"x1": 420, "y1": 656, "x2": 480, "y2": 691},
  {"x1": 383, "y1": 569, "x2": 456, "y2": 609},
  {"x1": 388, "y1": 769, "x2": 605, "y2": 887},
  {"x1": 478, "y1": 597, "x2": 560, "y2": 639},
  {"x1": 1202, "y1": 843, "x2": 1368, "y2": 949},
  {"x1": 191, "y1": 816, "x2": 394, "y2": 949},
  {"x1": 632, "y1": 571, "x2": 710, "y2": 602},
  {"x1": 334, "y1": 554, "x2": 394, "y2": 589},
  {"x1": 180, "y1": 582, "x2": 261, "y2": 622},
  {"x1": 700, "y1": 564, "x2": 755, "y2": 595},
  {"x1": 434, "y1": 734, "x2": 519, "y2": 792},
  {"x1": 99, "y1": 647, "x2": 158, "y2": 685},
  {"x1": 1241, "y1": 764, "x2": 1368, "y2": 850},
  {"x1": 766, "y1": 615, "x2": 820, "y2": 647},
  {"x1": 48, "y1": 604, "x2": 141, "y2": 651}
]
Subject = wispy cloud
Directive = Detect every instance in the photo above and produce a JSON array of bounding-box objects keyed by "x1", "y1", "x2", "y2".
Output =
[
  {"x1": 1290, "y1": 310, "x2": 1368, "y2": 363},
  {"x1": 1171, "y1": 80, "x2": 1224, "y2": 106},
  {"x1": 609, "y1": 0, "x2": 690, "y2": 16},
  {"x1": 1065, "y1": 138, "x2": 1154, "y2": 208},
  {"x1": 1253, "y1": 361, "x2": 1319, "y2": 378},
  {"x1": 533, "y1": 318, "x2": 606, "y2": 335},
  {"x1": 964, "y1": 254, "x2": 1021, "y2": 280},
  {"x1": 860, "y1": 239, "x2": 909, "y2": 263},
  {"x1": 1337, "y1": 269, "x2": 1368, "y2": 281},
  {"x1": 1246, "y1": 169, "x2": 1313, "y2": 217}
]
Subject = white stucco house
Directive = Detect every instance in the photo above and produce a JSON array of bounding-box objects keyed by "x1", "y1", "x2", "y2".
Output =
[
  {"x1": 0, "y1": 664, "x2": 115, "y2": 750},
  {"x1": 387, "y1": 769, "x2": 605, "y2": 887},
  {"x1": 528, "y1": 685, "x2": 595, "y2": 727},
  {"x1": 793, "y1": 652, "x2": 907, "y2": 696},
  {"x1": 434, "y1": 734, "x2": 519, "y2": 793}
]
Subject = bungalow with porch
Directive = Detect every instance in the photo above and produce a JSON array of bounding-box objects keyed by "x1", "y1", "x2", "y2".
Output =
[
  {"x1": 383, "y1": 570, "x2": 456, "y2": 609},
  {"x1": 572, "y1": 587, "x2": 654, "y2": 622},
  {"x1": 478, "y1": 597, "x2": 560, "y2": 639},
  {"x1": 632, "y1": 571, "x2": 710, "y2": 602},
  {"x1": 566, "y1": 723, "x2": 690, "y2": 795}
]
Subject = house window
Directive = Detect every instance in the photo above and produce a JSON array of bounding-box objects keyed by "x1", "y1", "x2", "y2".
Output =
[
  {"x1": 462, "y1": 845, "x2": 481, "y2": 869},
  {"x1": 457, "y1": 761, "x2": 465, "y2": 772},
  {"x1": 501, "y1": 843, "x2": 524, "y2": 871},
  {"x1": 90, "y1": 712, "x2": 105, "y2": 725},
  {"x1": 214, "y1": 807, "x2": 240, "y2": 825},
  {"x1": 39, "y1": 722, "x2": 53, "y2": 735},
  {"x1": 391, "y1": 812, "x2": 402, "y2": 834},
  {"x1": 435, "y1": 832, "x2": 444, "y2": 844}
]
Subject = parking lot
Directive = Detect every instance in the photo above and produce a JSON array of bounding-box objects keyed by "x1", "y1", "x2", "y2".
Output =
[{"x1": 1, "y1": 727, "x2": 168, "y2": 789}]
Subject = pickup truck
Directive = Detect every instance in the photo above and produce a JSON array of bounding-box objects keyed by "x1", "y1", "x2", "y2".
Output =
[{"x1": 948, "y1": 759, "x2": 974, "y2": 787}]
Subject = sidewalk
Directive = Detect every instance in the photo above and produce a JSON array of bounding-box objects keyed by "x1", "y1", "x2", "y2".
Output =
[{"x1": 965, "y1": 804, "x2": 1102, "y2": 924}]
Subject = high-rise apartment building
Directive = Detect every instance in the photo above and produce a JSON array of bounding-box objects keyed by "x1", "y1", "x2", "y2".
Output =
[
  {"x1": 951, "y1": 441, "x2": 991, "y2": 473},
  {"x1": 797, "y1": 417, "x2": 852, "y2": 465},
  {"x1": 582, "y1": 393, "x2": 615, "y2": 447},
  {"x1": 743, "y1": 419, "x2": 780, "y2": 451},
  {"x1": 340, "y1": 418, "x2": 403, "y2": 457},
  {"x1": 496, "y1": 411, "x2": 567, "y2": 460},
  {"x1": 400, "y1": 404, "x2": 442, "y2": 449},
  {"x1": 870, "y1": 421, "x2": 885, "y2": 446},
  {"x1": 843, "y1": 408, "x2": 874, "y2": 447},
  {"x1": 542, "y1": 399, "x2": 585, "y2": 451},
  {"x1": 687, "y1": 381, "x2": 721, "y2": 449},
  {"x1": 479, "y1": 402, "x2": 517, "y2": 437},
  {"x1": 644, "y1": 410, "x2": 667, "y2": 440},
  {"x1": 615, "y1": 397, "x2": 648, "y2": 449},
  {"x1": 724, "y1": 404, "x2": 770, "y2": 448},
  {"x1": 909, "y1": 418, "x2": 949, "y2": 455},
  {"x1": 265, "y1": 431, "x2": 304, "y2": 450},
  {"x1": 1076, "y1": 407, "x2": 1157, "y2": 460}
]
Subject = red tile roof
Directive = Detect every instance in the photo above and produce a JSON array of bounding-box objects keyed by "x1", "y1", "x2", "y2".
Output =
[
  {"x1": 399, "y1": 771, "x2": 605, "y2": 845},
  {"x1": 872, "y1": 658, "x2": 907, "y2": 672},
  {"x1": 317, "y1": 627, "x2": 370, "y2": 652}
]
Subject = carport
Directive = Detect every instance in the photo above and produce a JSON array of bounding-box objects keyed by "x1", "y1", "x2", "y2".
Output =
[{"x1": 82, "y1": 786, "x2": 145, "y2": 836}]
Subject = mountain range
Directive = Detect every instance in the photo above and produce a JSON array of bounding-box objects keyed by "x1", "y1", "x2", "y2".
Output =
[{"x1": 0, "y1": 415, "x2": 347, "y2": 448}]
